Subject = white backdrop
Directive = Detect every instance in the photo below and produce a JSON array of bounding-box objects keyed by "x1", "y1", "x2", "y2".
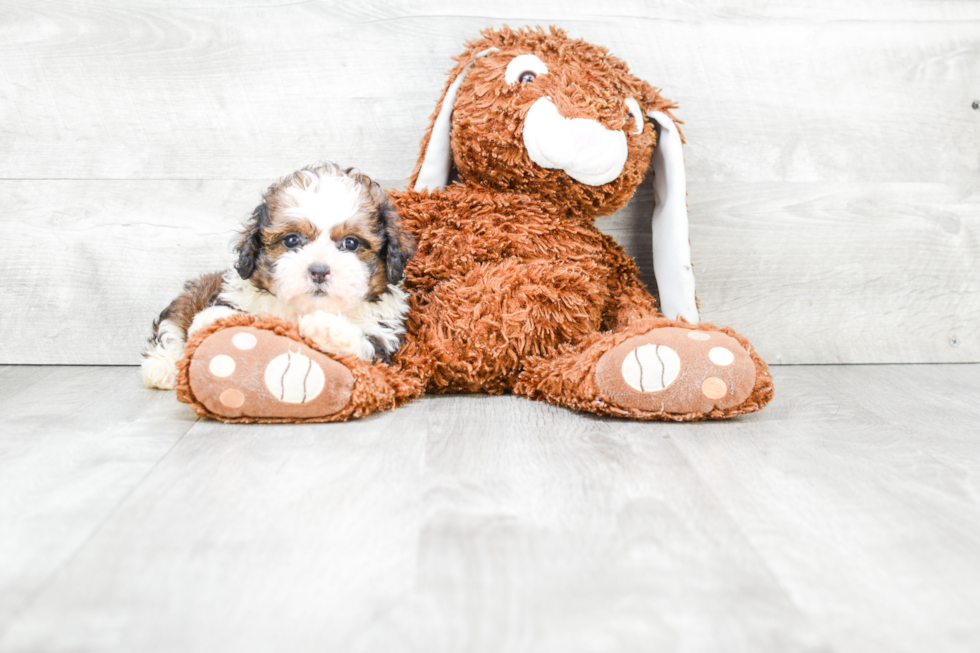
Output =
[{"x1": 0, "y1": 0, "x2": 977, "y2": 364}]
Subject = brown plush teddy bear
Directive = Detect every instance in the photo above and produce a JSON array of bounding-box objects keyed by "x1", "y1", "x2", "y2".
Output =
[{"x1": 176, "y1": 26, "x2": 773, "y2": 422}]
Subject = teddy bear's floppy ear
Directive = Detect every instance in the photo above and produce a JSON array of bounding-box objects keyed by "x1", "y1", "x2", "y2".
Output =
[
  {"x1": 646, "y1": 111, "x2": 699, "y2": 324},
  {"x1": 410, "y1": 47, "x2": 498, "y2": 191}
]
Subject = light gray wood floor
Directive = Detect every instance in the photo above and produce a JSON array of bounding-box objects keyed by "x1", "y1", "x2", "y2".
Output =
[{"x1": 1, "y1": 363, "x2": 978, "y2": 653}]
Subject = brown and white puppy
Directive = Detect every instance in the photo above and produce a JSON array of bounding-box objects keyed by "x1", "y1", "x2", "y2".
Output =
[{"x1": 142, "y1": 163, "x2": 413, "y2": 390}]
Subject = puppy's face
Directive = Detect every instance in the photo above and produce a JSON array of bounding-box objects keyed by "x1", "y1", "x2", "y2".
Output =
[{"x1": 235, "y1": 164, "x2": 412, "y2": 314}]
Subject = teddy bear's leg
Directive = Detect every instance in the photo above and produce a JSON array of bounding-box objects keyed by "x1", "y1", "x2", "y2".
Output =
[
  {"x1": 514, "y1": 317, "x2": 774, "y2": 421},
  {"x1": 175, "y1": 314, "x2": 424, "y2": 423}
]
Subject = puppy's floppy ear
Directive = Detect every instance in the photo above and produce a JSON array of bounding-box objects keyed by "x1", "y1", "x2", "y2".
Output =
[
  {"x1": 234, "y1": 202, "x2": 269, "y2": 280},
  {"x1": 377, "y1": 196, "x2": 414, "y2": 285}
]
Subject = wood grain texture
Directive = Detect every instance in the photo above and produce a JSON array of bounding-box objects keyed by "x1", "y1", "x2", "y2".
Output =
[
  {"x1": 689, "y1": 183, "x2": 980, "y2": 364},
  {"x1": 0, "y1": 366, "x2": 196, "y2": 637},
  {"x1": 0, "y1": 179, "x2": 262, "y2": 364},
  {"x1": 671, "y1": 365, "x2": 980, "y2": 653},
  {"x1": 2, "y1": 363, "x2": 980, "y2": 652},
  {"x1": 0, "y1": 1, "x2": 977, "y2": 181},
  {"x1": 1, "y1": 179, "x2": 976, "y2": 364},
  {"x1": 0, "y1": 0, "x2": 977, "y2": 364}
]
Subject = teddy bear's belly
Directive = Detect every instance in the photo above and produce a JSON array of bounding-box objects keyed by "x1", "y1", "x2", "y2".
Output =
[{"x1": 413, "y1": 258, "x2": 606, "y2": 393}]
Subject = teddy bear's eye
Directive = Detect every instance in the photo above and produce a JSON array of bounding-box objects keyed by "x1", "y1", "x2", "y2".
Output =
[
  {"x1": 625, "y1": 97, "x2": 644, "y2": 135},
  {"x1": 505, "y1": 54, "x2": 549, "y2": 84}
]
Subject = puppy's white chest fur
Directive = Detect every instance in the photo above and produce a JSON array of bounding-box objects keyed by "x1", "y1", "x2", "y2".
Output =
[{"x1": 220, "y1": 272, "x2": 409, "y2": 360}]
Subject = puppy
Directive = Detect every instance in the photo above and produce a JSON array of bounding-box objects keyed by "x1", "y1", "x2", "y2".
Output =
[{"x1": 142, "y1": 163, "x2": 413, "y2": 390}]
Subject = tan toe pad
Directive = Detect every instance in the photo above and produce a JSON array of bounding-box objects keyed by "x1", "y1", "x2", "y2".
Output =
[
  {"x1": 188, "y1": 326, "x2": 354, "y2": 420},
  {"x1": 595, "y1": 327, "x2": 756, "y2": 415}
]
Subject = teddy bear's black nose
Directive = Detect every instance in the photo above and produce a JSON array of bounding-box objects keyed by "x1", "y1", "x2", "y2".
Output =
[{"x1": 309, "y1": 264, "x2": 330, "y2": 283}]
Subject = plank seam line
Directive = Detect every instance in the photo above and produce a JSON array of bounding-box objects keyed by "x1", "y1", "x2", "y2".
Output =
[
  {"x1": 664, "y1": 435, "x2": 826, "y2": 633},
  {"x1": 766, "y1": 362, "x2": 980, "y2": 367},
  {"x1": 1, "y1": 362, "x2": 978, "y2": 369},
  {"x1": 0, "y1": 417, "x2": 201, "y2": 647},
  {"x1": 0, "y1": 178, "x2": 411, "y2": 183}
]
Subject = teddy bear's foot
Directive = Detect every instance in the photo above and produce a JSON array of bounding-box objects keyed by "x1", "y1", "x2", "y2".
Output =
[
  {"x1": 515, "y1": 319, "x2": 773, "y2": 420},
  {"x1": 183, "y1": 325, "x2": 354, "y2": 421},
  {"x1": 595, "y1": 326, "x2": 760, "y2": 417}
]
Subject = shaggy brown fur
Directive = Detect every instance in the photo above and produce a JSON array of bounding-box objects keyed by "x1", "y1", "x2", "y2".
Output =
[
  {"x1": 177, "y1": 26, "x2": 773, "y2": 422},
  {"x1": 409, "y1": 28, "x2": 676, "y2": 216},
  {"x1": 388, "y1": 26, "x2": 772, "y2": 417}
]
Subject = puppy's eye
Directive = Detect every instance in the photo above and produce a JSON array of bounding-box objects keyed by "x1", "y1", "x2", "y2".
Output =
[
  {"x1": 339, "y1": 236, "x2": 360, "y2": 251},
  {"x1": 519, "y1": 71, "x2": 536, "y2": 83},
  {"x1": 282, "y1": 233, "x2": 303, "y2": 249}
]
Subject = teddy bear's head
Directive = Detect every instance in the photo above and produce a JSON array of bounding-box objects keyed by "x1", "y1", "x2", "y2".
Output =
[{"x1": 410, "y1": 26, "x2": 681, "y2": 218}]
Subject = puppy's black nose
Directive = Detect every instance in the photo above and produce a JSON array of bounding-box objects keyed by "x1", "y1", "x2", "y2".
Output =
[{"x1": 309, "y1": 264, "x2": 330, "y2": 283}]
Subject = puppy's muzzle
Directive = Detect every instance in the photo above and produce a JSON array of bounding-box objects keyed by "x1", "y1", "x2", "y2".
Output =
[{"x1": 308, "y1": 264, "x2": 331, "y2": 284}]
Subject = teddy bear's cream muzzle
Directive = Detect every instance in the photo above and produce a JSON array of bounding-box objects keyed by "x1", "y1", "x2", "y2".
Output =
[{"x1": 521, "y1": 97, "x2": 629, "y2": 187}]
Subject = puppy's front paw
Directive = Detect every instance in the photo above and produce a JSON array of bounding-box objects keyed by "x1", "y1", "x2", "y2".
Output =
[{"x1": 298, "y1": 311, "x2": 361, "y2": 357}]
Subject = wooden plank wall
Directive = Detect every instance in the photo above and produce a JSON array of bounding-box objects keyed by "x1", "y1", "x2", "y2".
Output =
[{"x1": 0, "y1": 0, "x2": 977, "y2": 365}]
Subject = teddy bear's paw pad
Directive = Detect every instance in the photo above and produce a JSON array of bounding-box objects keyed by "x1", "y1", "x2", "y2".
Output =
[
  {"x1": 595, "y1": 327, "x2": 756, "y2": 415},
  {"x1": 188, "y1": 326, "x2": 353, "y2": 419}
]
